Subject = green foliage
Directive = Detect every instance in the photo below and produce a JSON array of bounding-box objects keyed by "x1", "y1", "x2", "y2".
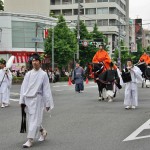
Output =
[
  {"x1": 44, "y1": 15, "x2": 77, "y2": 69},
  {"x1": 113, "y1": 40, "x2": 143, "y2": 68},
  {"x1": 0, "y1": 0, "x2": 4, "y2": 11},
  {"x1": 59, "y1": 76, "x2": 68, "y2": 82},
  {"x1": 74, "y1": 22, "x2": 108, "y2": 66},
  {"x1": 12, "y1": 76, "x2": 24, "y2": 84},
  {"x1": 45, "y1": 17, "x2": 108, "y2": 69}
]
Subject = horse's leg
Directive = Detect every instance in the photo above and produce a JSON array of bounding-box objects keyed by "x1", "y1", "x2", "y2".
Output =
[
  {"x1": 97, "y1": 81, "x2": 102, "y2": 101},
  {"x1": 102, "y1": 84, "x2": 107, "y2": 100}
]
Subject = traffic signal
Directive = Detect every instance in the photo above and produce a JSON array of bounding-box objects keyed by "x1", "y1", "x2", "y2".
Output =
[
  {"x1": 79, "y1": 40, "x2": 83, "y2": 45},
  {"x1": 94, "y1": 38, "x2": 103, "y2": 42},
  {"x1": 89, "y1": 41, "x2": 97, "y2": 47}
]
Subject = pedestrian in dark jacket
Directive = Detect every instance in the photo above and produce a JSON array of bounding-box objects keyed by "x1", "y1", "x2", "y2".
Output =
[{"x1": 72, "y1": 61, "x2": 85, "y2": 93}]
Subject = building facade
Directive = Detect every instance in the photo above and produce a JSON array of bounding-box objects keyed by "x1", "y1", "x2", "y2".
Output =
[
  {"x1": 4, "y1": 0, "x2": 50, "y2": 17},
  {"x1": 142, "y1": 29, "x2": 150, "y2": 49},
  {"x1": 50, "y1": 0, "x2": 129, "y2": 55},
  {"x1": 0, "y1": 12, "x2": 57, "y2": 70},
  {"x1": 0, "y1": 0, "x2": 57, "y2": 70}
]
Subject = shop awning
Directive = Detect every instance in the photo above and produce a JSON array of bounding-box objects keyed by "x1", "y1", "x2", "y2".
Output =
[{"x1": 13, "y1": 53, "x2": 29, "y2": 63}]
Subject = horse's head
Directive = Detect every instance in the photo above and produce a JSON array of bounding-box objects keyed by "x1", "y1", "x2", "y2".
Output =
[
  {"x1": 92, "y1": 63, "x2": 104, "y2": 75},
  {"x1": 85, "y1": 62, "x2": 105, "y2": 79}
]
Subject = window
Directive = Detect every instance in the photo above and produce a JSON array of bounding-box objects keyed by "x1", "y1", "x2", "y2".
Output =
[
  {"x1": 51, "y1": 0, "x2": 61, "y2": 5},
  {"x1": 74, "y1": 0, "x2": 83, "y2": 3},
  {"x1": 109, "y1": 7, "x2": 116, "y2": 14},
  {"x1": 62, "y1": 9, "x2": 72, "y2": 16},
  {"x1": 85, "y1": 0, "x2": 96, "y2": 3},
  {"x1": 74, "y1": 9, "x2": 84, "y2": 15},
  {"x1": 109, "y1": 0, "x2": 115, "y2": 2},
  {"x1": 85, "y1": 8, "x2": 96, "y2": 15},
  {"x1": 97, "y1": 7, "x2": 108, "y2": 14},
  {"x1": 109, "y1": 19, "x2": 117, "y2": 26},
  {"x1": 97, "y1": 0, "x2": 108, "y2": 2},
  {"x1": 97, "y1": 19, "x2": 108, "y2": 26},
  {"x1": 62, "y1": 0, "x2": 72, "y2": 4},
  {"x1": 12, "y1": 21, "x2": 44, "y2": 49},
  {"x1": 85, "y1": 20, "x2": 96, "y2": 27},
  {"x1": 51, "y1": 10, "x2": 61, "y2": 16}
]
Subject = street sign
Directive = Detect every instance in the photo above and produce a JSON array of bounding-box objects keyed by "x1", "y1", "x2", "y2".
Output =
[
  {"x1": 131, "y1": 43, "x2": 137, "y2": 52},
  {"x1": 32, "y1": 37, "x2": 43, "y2": 43},
  {"x1": 82, "y1": 40, "x2": 88, "y2": 47}
]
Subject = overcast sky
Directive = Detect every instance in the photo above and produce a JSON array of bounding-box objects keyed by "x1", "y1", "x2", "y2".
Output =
[{"x1": 129, "y1": 0, "x2": 150, "y2": 29}]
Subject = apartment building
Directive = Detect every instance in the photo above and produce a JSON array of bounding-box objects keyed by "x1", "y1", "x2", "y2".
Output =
[
  {"x1": 50, "y1": 0, "x2": 129, "y2": 54},
  {"x1": 143, "y1": 29, "x2": 150, "y2": 49}
]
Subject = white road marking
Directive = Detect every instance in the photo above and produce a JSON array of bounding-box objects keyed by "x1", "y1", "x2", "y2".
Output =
[
  {"x1": 10, "y1": 92, "x2": 20, "y2": 95},
  {"x1": 123, "y1": 119, "x2": 150, "y2": 141},
  {"x1": 53, "y1": 85, "x2": 69, "y2": 87},
  {"x1": 53, "y1": 82, "x2": 95, "y2": 88},
  {"x1": 10, "y1": 98, "x2": 19, "y2": 101}
]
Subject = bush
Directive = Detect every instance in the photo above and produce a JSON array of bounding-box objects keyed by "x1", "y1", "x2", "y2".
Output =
[
  {"x1": 12, "y1": 76, "x2": 24, "y2": 84},
  {"x1": 59, "y1": 76, "x2": 69, "y2": 82}
]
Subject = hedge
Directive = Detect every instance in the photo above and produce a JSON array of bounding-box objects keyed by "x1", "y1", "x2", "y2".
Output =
[
  {"x1": 12, "y1": 76, "x2": 24, "y2": 84},
  {"x1": 12, "y1": 76, "x2": 69, "y2": 84}
]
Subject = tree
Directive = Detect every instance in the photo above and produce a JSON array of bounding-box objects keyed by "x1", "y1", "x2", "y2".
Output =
[
  {"x1": 112, "y1": 39, "x2": 144, "y2": 68},
  {"x1": 44, "y1": 15, "x2": 77, "y2": 70},
  {"x1": 0, "y1": 0, "x2": 4, "y2": 11},
  {"x1": 74, "y1": 21, "x2": 97, "y2": 66},
  {"x1": 74, "y1": 22, "x2": 109, "y2": 66}
]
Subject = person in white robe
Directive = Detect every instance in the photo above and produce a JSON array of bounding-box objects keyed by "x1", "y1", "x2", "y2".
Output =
[
  {"x1": 124, "y1": 59, "x2": 143, "y2": 109},
  {"x1": 19, "y1": 53, "x2": 54, "y2": 148},
  {"x1": 0, "y1": 59, "x2": 12, "y2": 108}
]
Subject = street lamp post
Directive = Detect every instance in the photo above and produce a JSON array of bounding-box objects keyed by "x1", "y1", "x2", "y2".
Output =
[
  {"x1": 77, "y1": 0, "x2": 81, "y2": 60},
  {"x1": 118, "y1": 15, "x2": 121, "y2": 70},
  {"x1": 0, "y1": 28, "x2": 2, "y2": 42},
  {"x1": 52, "y1": 27, "x2": 54, "y2": 71},
  {"x1": 35, "y1": 23, "x2": 38, "y2": 52}
]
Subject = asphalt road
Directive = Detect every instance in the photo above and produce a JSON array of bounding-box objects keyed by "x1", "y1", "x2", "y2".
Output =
[{"x1": 0, "y1": 81, "x2": 150, "y2": 150}]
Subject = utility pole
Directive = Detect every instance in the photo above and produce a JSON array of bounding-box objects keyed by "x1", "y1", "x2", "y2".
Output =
[
  {"x1": 77, "y1": 0, "x2": 80, "y2": 60},
  {"x1": 35, "y1": 23, "x2": 38, "y2": 52},
  {"x1": 0, "y1": 28, "x2": 2, "y2": 42},
  {"x1": 52, "y1": 27, "x2": 54, "y2": 71},
  {"x1": 118, "y1": 15, "x2": 121, "y2": 70}
]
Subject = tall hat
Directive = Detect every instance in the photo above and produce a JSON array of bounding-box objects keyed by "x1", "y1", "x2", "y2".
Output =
[{"x1": 0, "y1": 58, "x2": 6, "y2": 65}]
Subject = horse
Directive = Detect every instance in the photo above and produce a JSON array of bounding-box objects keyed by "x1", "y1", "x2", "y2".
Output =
[
  {"x1": 136, "y1": 62, "x2": 150, "y2": 88},
  {"x1": 85, "y1": 62, "x2": 108, "y2": 100}
]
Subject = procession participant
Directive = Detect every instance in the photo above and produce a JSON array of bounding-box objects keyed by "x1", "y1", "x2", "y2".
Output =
[
  {"x1": 105, "y1": 62, "x2": 120, "y2": 102},
  {"x1": 139, "y1": 51, "x2": 149, "y2": 64},
  {"x1": 146, "y1": 53, "x2": 150, "y2": 65},
  {"x1": 72, "y1": 61, "x2": 85, "y2": 93},
  {"x1": 124, "y1": 58, "x2": 143, "y2": 109},
  {"x1": 19, "y1": 53, "x2": 54, "y2": 148},
  {"x1": 0, "y1": 58, "x2": 12, "y2": 108},
  {"x1": 92, "y1": 44, "x2": 111, "y2": 70}
]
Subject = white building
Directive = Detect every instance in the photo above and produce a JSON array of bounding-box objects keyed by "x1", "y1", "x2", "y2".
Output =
[
  {"x1": 142, "y1": 29, "x2": 150, "y2": 49},
  {"x1": 4, "y1": 0, "x2": 50, "y2": 17},
  {"x1": 0, "y1": 12, "x2": 57, "y2": 70},
  {"x1": 0, "y1": 0, "x2": 57, "y2": 70},
  {"x1": 50, "y1": 0, "x2": 129, "y2": 55}
]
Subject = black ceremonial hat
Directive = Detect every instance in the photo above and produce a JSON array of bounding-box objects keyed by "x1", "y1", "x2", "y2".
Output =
[
  {"x1": 0, "y1": 58, "x2": 6, "y2": 65},
  {"x1": 29, "y1": 53, "x2": 41, "y2": 62}
]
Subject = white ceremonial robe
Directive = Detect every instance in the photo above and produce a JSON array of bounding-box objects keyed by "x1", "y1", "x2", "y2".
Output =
[
  {"x1": 124, "y1": 66, "x2": 143, "y2": 106},
  {"x1": 19, "y1": 68, "x2": 54, "y2": 139},
  {"x1": 0, "y1": 69, "x2": 12, "y2": 104}
]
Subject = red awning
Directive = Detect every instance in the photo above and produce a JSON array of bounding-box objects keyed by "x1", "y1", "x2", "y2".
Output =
[{"x1": 13, "y1": 53, "x2": 29, "y2": 63}]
